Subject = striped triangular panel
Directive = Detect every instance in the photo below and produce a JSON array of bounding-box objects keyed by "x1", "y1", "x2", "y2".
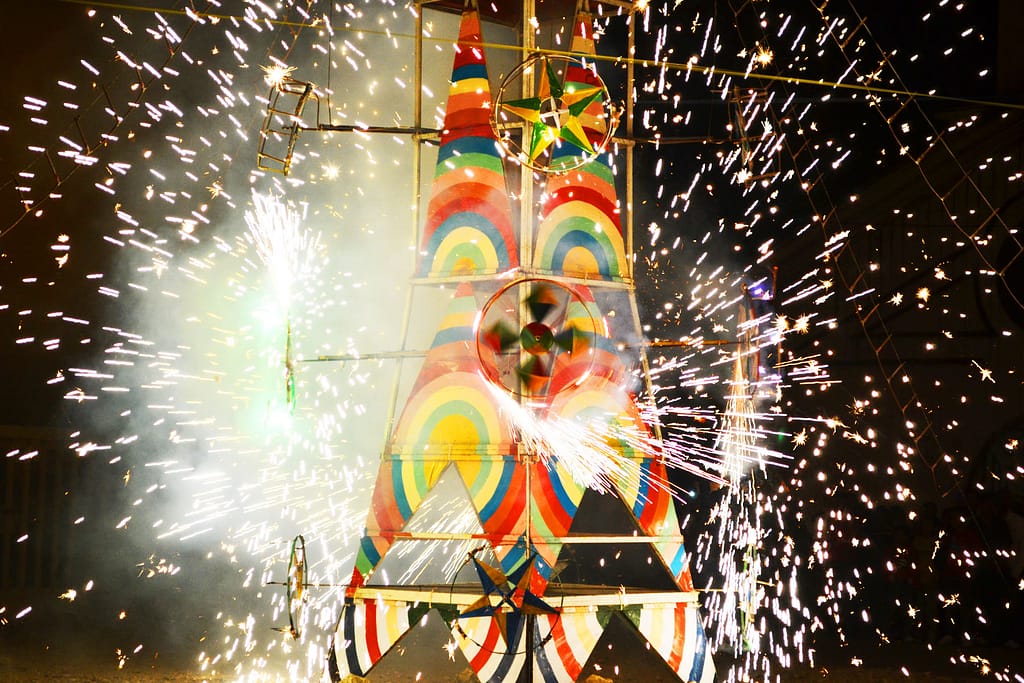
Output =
[
  {"x1": 453, "y1": 614, "x2": 527, "y2": 683},
  {"x1": 532, "y1": 611, "x2": 605, "y2": 682},
  {"x1": 322, "y1": 599, "x2": 417, "y2": 680},
  {"x1": 636, "y1": 603, "x2": 716, "y2": 683}
]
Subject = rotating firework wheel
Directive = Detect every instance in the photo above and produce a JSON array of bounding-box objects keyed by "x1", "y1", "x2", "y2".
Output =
[
  {"x1": 286, "y1": 534, "x2": 307, "y2": 639},
  {"x1": 491, "y1": 53, "x2": 617, "y2": 174},
  {"x1": 475, "y1": 278, "x2": 595, "y2": 397}
]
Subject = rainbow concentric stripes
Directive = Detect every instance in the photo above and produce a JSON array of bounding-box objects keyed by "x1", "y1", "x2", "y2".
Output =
[
  {"x1": 453, "y1": 614, "x2": 527, "y2": 683},
  {"x1": 416, "y1": 9, "x2": 517, "y2": 279},
  {"x1": 323, "y1": 599, "x2": 419, "y2": 680},
  {"x1": 455, "y1": 454, "x2": 529, "y2": 572},
  {"x1": 534, "y1": 12, "x2": 625, "y2": 281},
  {"x1": 635, "y1": 603, "x2": 716, "y2": 683},
  {"x1": 532, "y1": 611, "x2": 604, "y2": 682}
]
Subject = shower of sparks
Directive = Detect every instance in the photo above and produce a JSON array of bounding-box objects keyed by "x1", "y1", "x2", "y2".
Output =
[
  {"x1": 261, "y1": 63, "x2": 299, "y2": 89},
  {"x1": 1, "y1": 1, "x2": 1022, "y2": 682},
  {"x1": 243, "y1": 189, "x2": 323, "y2": 314}
]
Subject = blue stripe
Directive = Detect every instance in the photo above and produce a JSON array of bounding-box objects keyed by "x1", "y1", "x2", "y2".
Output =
[
  {"x1": 532, "y1": 618, "x2": 560, "y2": 682},
  {"x1": 326, "y1": 639, "x2": 342, "y2": 682},
  {"x1": 422, "y1": 211, "x2": 511, "y2": 273},
  {"x1": 391, "y1": 464, "x2": 414, "y2": 521},
  {"x1": 437, "y1": 136, "x2": 502, "y2": 165},
  {"x1": 431, "y1": 326, "x2": 474, "y2": 348},
  {"x1": 550, "y1": 230, "x2": 611, "y2": 278},
  {"x1": 668, "y1": 546, "x2": 687, "y2": 577},
  {"x1": 545, "y1": 461, "x2": 580, "y2": 521},
  {"x1": 478, "y1": 460, "x2": 514, "y2": 523},
  {"x1": 452, "y1": 63, "x2": 488, "y2": 82},
  {"x1": 342, "y1": 603, "x2": 365, "y2": 676},
  {"x1": 358, "y1": 534, "x2": 381, "y2": 568},
  {"x1": 687, "y1": 614, "x2": 708, "y2": 681},
  {"x1": 500, "y1": 536, "x2": 529, "y2": 577},
  {"x1": 486, "y1": 629, "x2": 520, "y2": 682},
  {"x1": 425, "y1": 211, "x2": 500, "y2": 249},
  {"x1": 633, "y1": 460, "x2": 651, "y2": 518}
]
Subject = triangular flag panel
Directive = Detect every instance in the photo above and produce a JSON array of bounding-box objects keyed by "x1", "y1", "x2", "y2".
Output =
[
  {"x1": 534, "y1": 167, "x2": 625, "y2": 280},
  {"x1": 532, "y1": 611, "x2": 604, "y2": 683},
  {"x1": 417, "y1": 9, "x2": 517, "y2": 279},
  {"x1": 636, "y1": 603, "x2": 716, "y2": 683},
  {"x1": 454, "y1": 614, "x2": 527, "y2": 683},
  {"x1": 322, "y1": 599, "x2": 418, "y2": 681}
]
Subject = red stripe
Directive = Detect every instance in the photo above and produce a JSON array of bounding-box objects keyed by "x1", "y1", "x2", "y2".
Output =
[
  {"x1": 548, "y1": 358, "x2": 622, "y2": 395},
  {"x1": 453, "y1": 12, "x2": 484, "y2": 69},
  {"x1": 364, "y1": 601, "x2": 382, "y2": 664},
  {"x1": 541, "y1": 186, "x2": 619, "y2": 228},
  {"x1": 564, "y1": 63, "x2": 601, "y2": 89},
  {"x1": 470, "y1": 619, "x2": 502, "y2": 671},
  {"x1": 678, "y1": 568, "x2": 695, "y2": 593},
  {"x1": 666, "y1": 603, "x2": 687, "y2": 672},
  {"x1": 637, "y1": 475, "x2": 670, "y2": 531},
  {"x1": 642, "y1": 461, "x2": 671, "y2": 526},
  {"x1": 527, "y1": 566, "x2": 550, "y2": 598},
  {"x1": 532, "y1": 465, "x2": 574, "y2": 532},
  {"x1": 424, "y1": 184, "x2": 515, "y2": 237},
  {"x1": 543, "y1": 171, "x2": 618, "y2": 208},
  {"x1": 453, "y1": 42, "x2": 484, "y2": 71},
  {"x1": 574, "y1": 17, "x2": 591, "y2": 42},
  {"x1": 442, "y1": 99, "x2": 493, "y2": 129},
  {"x1": 551, "y1": 615, "x2": 583, "y2": 678},
  {"x1": 480, "y1": 464, "x2": 527, "y2": 538},
  {"x1": 369, "y1": 464, "x2": 407, "y2": 533}
]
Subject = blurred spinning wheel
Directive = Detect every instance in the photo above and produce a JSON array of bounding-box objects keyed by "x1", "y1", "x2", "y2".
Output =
[
  {"x1": 287, "y1": 534, "x2": 307, "y2": 639},
  {"x1": 475, "y1": 278, "x2": 595, "y2": 397}
]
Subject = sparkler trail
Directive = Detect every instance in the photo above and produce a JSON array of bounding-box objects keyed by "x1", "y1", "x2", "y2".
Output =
[{"x1": 1, "y1": 1, "x2": 1022, "y2": 681}]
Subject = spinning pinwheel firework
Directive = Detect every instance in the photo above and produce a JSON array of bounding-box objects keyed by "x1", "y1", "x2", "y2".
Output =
[{"x1": 476, "y1": 278, "x2": 596, "y2": 397}]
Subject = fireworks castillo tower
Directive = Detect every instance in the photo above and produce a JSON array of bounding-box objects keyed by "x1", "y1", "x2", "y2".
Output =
[{"x1": 320, "y1": 2, "x2": 715, "y2": 680}]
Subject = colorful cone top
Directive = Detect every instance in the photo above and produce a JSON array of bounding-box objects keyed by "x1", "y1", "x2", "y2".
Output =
[
  {"x1": 534, "y1": 12, "x2": 627, "y2": 281},
  {"x1": 416, "y1": 9, "x2": 518, "y2": 280}
]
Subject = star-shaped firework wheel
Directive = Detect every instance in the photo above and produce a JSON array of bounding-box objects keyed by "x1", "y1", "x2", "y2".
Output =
[
  {"x1": 454, "y1": 550, "x2": 560, "y2": 655},
  {"x1": 475, "y1": 278, "x2": 596, "y2": 398},
  {"x1": 491, "y1": 53, "x2": 616, "y2": 174}
]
